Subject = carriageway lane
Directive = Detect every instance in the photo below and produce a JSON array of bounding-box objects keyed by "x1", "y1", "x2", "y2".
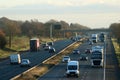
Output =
[
  {"x1": 38, "y1": 41, "x2": 105, "y2": 80},
  {"x1": 0, "y1": 39, "x2": 73, "y2": 80}
]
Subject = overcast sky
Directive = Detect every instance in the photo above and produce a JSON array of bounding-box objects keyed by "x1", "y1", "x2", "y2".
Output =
[{"x1": 0, "y1": 0, "x2": 120, "y2": 29}]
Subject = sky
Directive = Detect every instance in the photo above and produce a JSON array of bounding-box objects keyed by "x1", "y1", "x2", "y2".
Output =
[{"x1": 0, "y1": 0, "x2": 120, "y2": 29}]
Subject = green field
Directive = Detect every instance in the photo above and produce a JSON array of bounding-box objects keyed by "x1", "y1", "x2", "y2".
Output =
[{"x1": 0, "y1": 36, "x2": 64, "y2": 59}]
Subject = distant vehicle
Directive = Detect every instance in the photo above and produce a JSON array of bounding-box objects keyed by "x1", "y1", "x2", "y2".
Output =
[
  {"x1": 30, "y1": 38, "x2": 40, "y2": 52},
  {"x1": 89, "y1": 41, "x2": 93, "y2": 45},
  {"x1": 10, "y1": 54, "x2": 21, "y2": 64},
  {"x1": 99, "y1": 33, "x2": 105, "y2": 42},
  {"x1": 62, "y1": 56, "x2": 70, "y2": 63},
  {"x1": 91, "y1": 46, "x2": 104, "y2": 67},
  {"x1": 85, "y1": 48, "x2": 92, "y2": 54},
  {"x1": 44, "y1": 45, "x2": 51, "y2": 50},
  {"x1": 48, "y1": 42, "x2": 54, "y2": 46},
  {"x1": 92, "y1": 46, "x2": 104, "y2": 53},
  {"x1": 49, "y1": 48, "x2": 56, "y2": 53},
  {"x1": 79, "y1": 54, "x2": 88, "y2": 61},
  {"x1": 66, "y1": 61, "x2": 79, "y2": 77},
  {"x1": 20, "y1": 59, "x2": 31, "y2": 67},
  {"x1": 91, "y1": 34, "x2": 98, "y2": 43},
  {"x1": 42, "y1": 43, "x2": 48, "y2": 48},
  {"x1": 91, "y1": 53, "x2": 103, "y2": 67},
  {"x1": 72, "y1": 49, "x2": 80, "y2": 54}
]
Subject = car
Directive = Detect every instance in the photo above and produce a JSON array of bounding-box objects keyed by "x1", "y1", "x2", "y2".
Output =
[
  {"x1": 49, "y1": 48, "x2": 56, "y2": 53},
  {"x1": 20, "y1": 59, "x2": 31, "y2": 67},
  {"x1": 79, "y1": 54, "x2": 88, "y2": 61},
  {"x1": 48, "y1": 42, "x2": 54, "y2": 46},
  {"x1": 72, "y1": 49, "x2": 80, "y2": 54},
  {"x1": 85, "y1": 48, "x2": 92, "y2": 54},
  {"x1": 42, "y1": 43, "x2": 48, "y2": 48},
  {"x1": 89, "y1": 41, "x2": 93, "y2": 45},
  {"x1": 44, "y1": 45, "x2": 51, "y2": 50},
  {"x1": 62, "y1": 56, "x2": 70, "y2": 63}
]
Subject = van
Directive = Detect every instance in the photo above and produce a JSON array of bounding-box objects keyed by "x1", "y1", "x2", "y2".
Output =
[
  {"x1": 10, "y1": 54, "x2": 21, "y2": 64},
  {"x1": 66, "y1": 61, "x2": 79, "y2": 77}
]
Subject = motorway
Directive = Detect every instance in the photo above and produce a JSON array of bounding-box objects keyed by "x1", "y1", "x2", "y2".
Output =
[
  {"x1": 0, "y1": 39, "x2": 74, "y2": 80},
  {"x1": 38, "y1": 38, "x2": 120, "y2": 80}
]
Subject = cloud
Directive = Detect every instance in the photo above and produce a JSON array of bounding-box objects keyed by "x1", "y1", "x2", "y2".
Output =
[{"x1": 0, "y1": 0, "x2": 120, "y2": 9}]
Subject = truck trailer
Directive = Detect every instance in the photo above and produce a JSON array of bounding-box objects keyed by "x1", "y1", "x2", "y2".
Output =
[
  {"x1": 91, "y1": 34, "x2": 98, "y2": 43},
  {"x1": 30, "y1": 38, "x2": 40, "y2": 52},
  {"x1": 91, "y1": 46, "x2": 104, "y2": 67}
]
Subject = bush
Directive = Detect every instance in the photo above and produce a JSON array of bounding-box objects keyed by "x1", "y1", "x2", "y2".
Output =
[{"x1": 0, "y1": 30, "x2": 7, "y2": 49}]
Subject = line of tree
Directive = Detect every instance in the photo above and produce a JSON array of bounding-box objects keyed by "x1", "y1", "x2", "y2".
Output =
[
  {"x1": 0, "y1": 29, "x2": 7, "y2": 49},
  {"x1": 0, "y1": 17, "x2": 90, "y2": 48},
  {"x1": 109, "y1": 23, "x2": 120, "y2": 43}
]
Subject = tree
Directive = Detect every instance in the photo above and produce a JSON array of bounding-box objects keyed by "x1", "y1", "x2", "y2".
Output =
[
  {"x1": 4, "y1": 21, "x2": 21, "y2": 47},
  {"x1": 0, "y1": 29, "x2": 7, "y2": 49}
]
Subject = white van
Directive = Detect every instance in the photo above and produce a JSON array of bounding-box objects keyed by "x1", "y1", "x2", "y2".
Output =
[
  {"x1": 66, "y1": 61, "x2": 79, "y2": 77},
  {"x1": 10, "y1": 54, "x2": 21, "y2": 64}
]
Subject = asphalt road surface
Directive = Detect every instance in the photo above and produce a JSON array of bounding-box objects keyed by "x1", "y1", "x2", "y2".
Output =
[
  {"x1": 38, "y1": 38, "x2": 120, "y2": 80},
  {"x1": 0, "y1": 39, "x2": 73, "y2": 80}
]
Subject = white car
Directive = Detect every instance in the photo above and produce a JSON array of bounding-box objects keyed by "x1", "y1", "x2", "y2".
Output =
[
  {"x1": 20, "y1": 59, "x2": 31, "y2": 67},
  {"x1": 62, "y1": 56, "x2": 70, "y2": 63}
]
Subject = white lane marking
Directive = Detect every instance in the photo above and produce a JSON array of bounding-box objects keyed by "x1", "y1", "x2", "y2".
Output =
[{"x1": 104, "y1": 39, "x2": 106, "y2": 80}]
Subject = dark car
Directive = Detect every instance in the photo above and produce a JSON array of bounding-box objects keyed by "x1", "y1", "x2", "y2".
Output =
[
  {"x1": 44, "y1": 45, "x2": 51, "y2": 50},
  {"x1": 49, "y1": 48, "x2": 56, "y2": 53},
  {"x1": 42, "y1": 43, "x2": 48, "y2": 48},
  {"x1": 48, "y1": 42, "x2": 54, "y2": 46},
  {"x1": 89, "y1": 41, "x2": 93, "y2": 45},
  {"x1": 79, "y1": 54, "x2": 88, "y2": 61},
  {"x1": 72, "y1": 49, "x2": 80, "y2": 54},
  {"x1": 85, "y1": 48, "x2": 92, "y2": 54}
]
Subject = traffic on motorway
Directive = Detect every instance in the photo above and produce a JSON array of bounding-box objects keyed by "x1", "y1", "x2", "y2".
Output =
[
  {"x1": 0, "y1": 39, "x2": 74, "y2": 80},
  {"x1": 39, "y1": 33, "x2": 106, "y2": 80},
  {"x1": 0, "y1": 32, "x2": 119, "y2": 80}
]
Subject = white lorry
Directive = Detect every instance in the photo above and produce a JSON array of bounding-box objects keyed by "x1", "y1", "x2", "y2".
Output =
[
  {"x1": 10, "y1": 54, "x2": 21, "y2": 64},
  {"x1": 66, "y1": 61, "x2": 79, "y2": 77},
  {"x1": 91, "y1": 34, "x2": 98, "y2": 43},
  {"x1": 91, "y1": 46, "x2": 104, "y2": 67}
]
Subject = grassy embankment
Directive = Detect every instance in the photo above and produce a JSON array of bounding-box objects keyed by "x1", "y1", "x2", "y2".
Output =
[
  {"x1": 0, "y1": 36, "x2": 63, "y2": 60},
  {"x1": 14, "y1": 41, "x2": 81, "y2": 80},
  {"x1": 112, "y1": 38, "x2": 120, "y2": 67}
]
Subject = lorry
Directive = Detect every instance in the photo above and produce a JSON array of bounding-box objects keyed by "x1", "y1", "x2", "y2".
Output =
[
  {"x1": 91, "y1": 46, "x2": 104, "y2": 54},
  {"x1": 66, "y1": 61, "x2": 79, "y2": 77},
  {"x1": 99, "y1": 33, "x2": 105, "y2": 42},
  {"x1": 10, "y1": 54, "x2": 21, "y2": 64},
  {"x1": 91, "y1": 46, "x2": 104, "y2": 67},
  {"x1": 91, "y1": 34, "x2": 98, "y2": 43},
  {"x1": 30, "y1": 38, "x2": 40, "y2": 52}
]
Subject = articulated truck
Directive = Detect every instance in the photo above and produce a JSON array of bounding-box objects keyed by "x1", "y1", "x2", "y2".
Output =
[
  {"x1": 91, "y1": 46, "x2": 104, "y2": 67},
  {"x1": 91, "y1": 34, "x2": 98, "y2": 43},
  {"x1": 30, "y1": 38, "x2": 40, "y2": 52}
]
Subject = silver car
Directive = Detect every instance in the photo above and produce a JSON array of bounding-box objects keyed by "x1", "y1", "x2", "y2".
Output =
[
  {"x1": 20, "y1": 59, "x2": 31, "y2": 67},
  {"x1": 62, "y1": 56, "x2": 70, "y2": 63}
]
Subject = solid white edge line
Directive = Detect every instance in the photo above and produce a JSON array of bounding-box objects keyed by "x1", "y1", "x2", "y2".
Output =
[{"x1": 103, "y1": 38, "x2": 106, "y2": 80}]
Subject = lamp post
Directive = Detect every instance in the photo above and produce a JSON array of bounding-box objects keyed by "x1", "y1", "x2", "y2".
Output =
[{"x1": 50, "y1": 24, "x2": 53, "y2": 39}]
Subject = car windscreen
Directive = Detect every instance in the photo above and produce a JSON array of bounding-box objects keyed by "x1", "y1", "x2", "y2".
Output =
[{"x1": 68, "y1": 65, "x2": 77, "y2": 70}]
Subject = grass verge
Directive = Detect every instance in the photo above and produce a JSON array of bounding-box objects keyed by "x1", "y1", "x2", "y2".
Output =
[
  {"x1": 0, "y1": 36, "x2": 65, "y2": 60},
  {"x1": 13, "y1": 42, "x2": 81, "y2": 80},
  {"x1": 112, "y1": 38, "x2": 120, "y2": 67}
]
